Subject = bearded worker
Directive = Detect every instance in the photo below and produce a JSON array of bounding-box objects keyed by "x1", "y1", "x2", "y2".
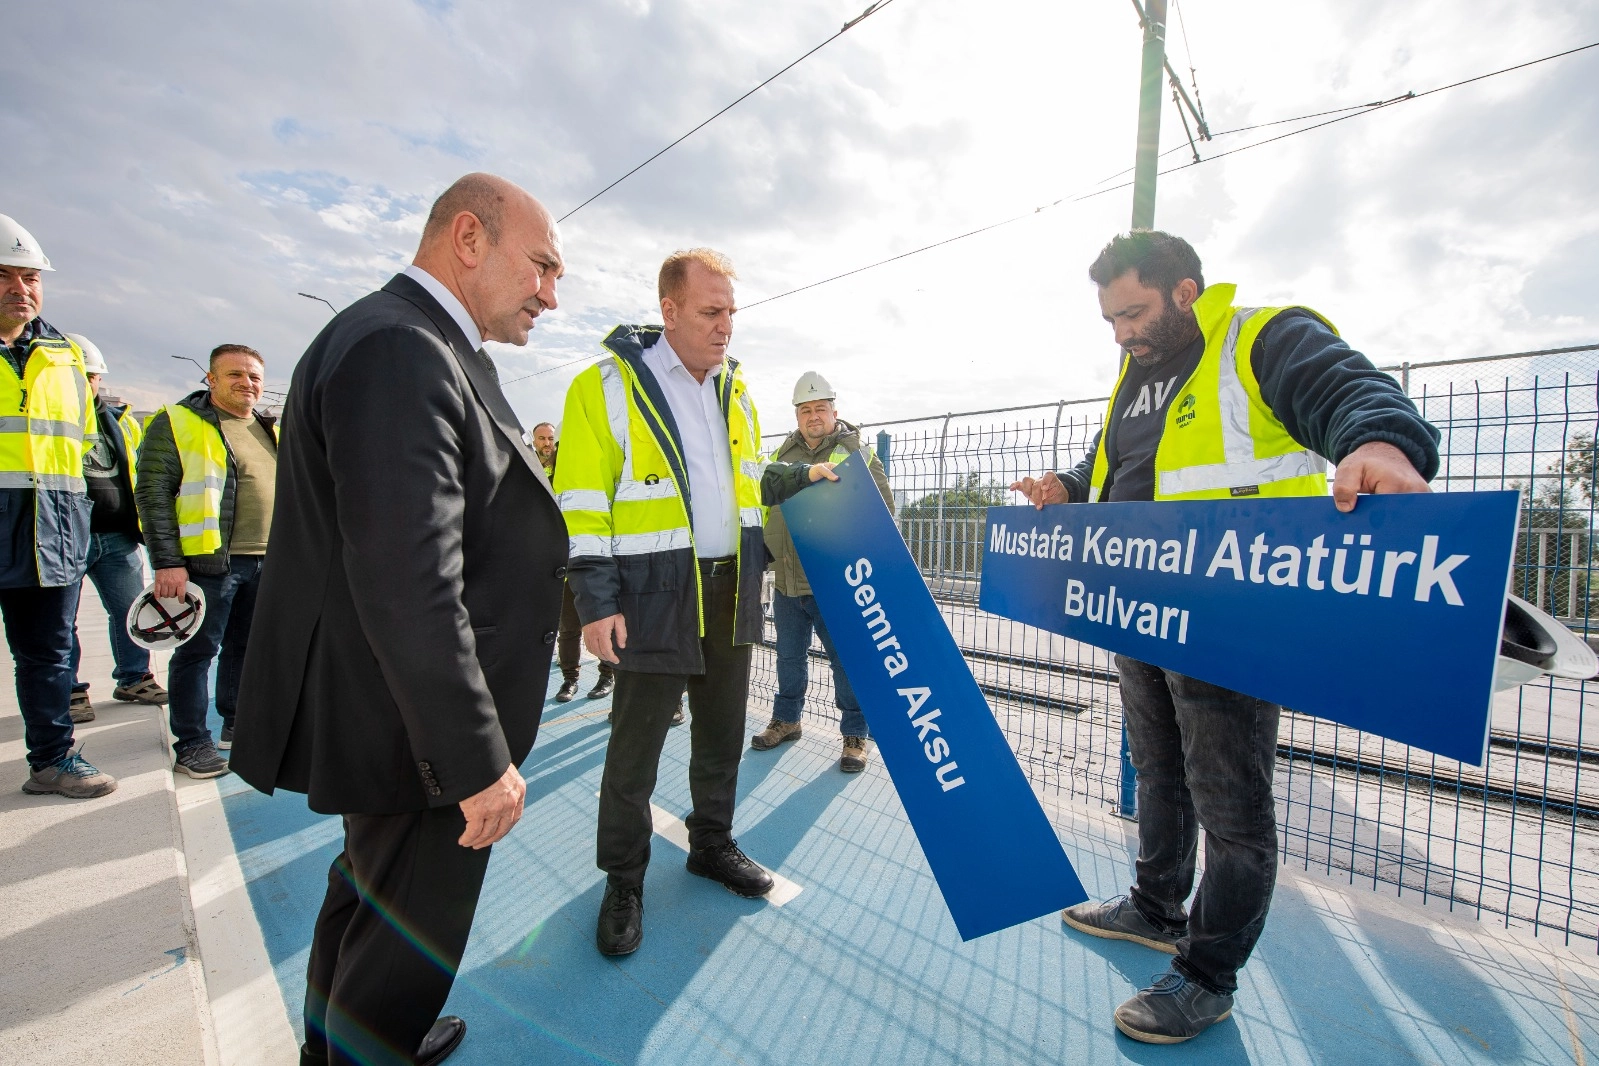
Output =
[{"x1": 1012, "y1": 230, "x2": 1440, "y2": 1045}]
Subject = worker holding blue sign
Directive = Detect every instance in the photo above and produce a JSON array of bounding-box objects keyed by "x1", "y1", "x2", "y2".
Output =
[{"x1": 1010, "y1": 232, "x2": 1440, "y2": 1045}]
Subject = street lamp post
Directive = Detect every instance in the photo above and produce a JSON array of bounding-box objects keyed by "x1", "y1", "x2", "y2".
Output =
[{"x1": 297, "y1": 292, "x2": 337, "y2": 315}]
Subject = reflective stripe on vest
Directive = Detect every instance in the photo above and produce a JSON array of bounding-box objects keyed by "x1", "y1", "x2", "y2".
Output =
[
  {"x1": 165, "y1": 405, "x2": 228, "y2": 556},
  {"x1": 1089, "y1": 284, "x2": 1330, "y2": 502},
  {"x1": 0, "y1": 335, "x2": 91, "y2": 493}
]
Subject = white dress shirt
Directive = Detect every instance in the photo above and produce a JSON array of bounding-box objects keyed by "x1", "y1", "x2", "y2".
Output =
[
  {"x1": 403, "y1": 264, "x2": 482, "y2": 349},
  {"x1": 642, "y1": 335, "x2": 738, "y2": 558}
]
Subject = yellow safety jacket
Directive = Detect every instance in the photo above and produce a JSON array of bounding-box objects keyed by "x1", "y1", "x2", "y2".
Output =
[
  {"x1": 1090, "y1": 283, "x2": 1330, "y2": 501},
  {"x1": 0, "y1": 329, "x2": 96, "y2": 586},
  {"x1": 163, "y1": 403, "x2": 279, "y2": 557},
  {"x1": 112, "y1": 404, "x2": 143, "y2": 491},
  {"x1": 556, "y1": 325, "x2": 767, "y2": 673}
]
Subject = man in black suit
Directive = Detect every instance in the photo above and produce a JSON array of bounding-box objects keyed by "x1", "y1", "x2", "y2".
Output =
[{"x1": 231, "y1": 173, "x2": 567, "y2": 1066}]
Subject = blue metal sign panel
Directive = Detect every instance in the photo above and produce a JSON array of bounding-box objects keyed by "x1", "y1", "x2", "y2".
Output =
[
  {"x1": 978, "y1": 492, "x2": 1522, "y2": 766},
  {"x1": 782, "y1": 452, "x2": 1089, "y2": 940}
]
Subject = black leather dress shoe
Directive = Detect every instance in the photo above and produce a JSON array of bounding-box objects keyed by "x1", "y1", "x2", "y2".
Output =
[
  {"x1": 597, "y1": 884, "x2": 643, "y2": 956},
  {"x1": 415, "y1": 1016, "x2": 467, "y2": 1066},
  {"x1": 586, "y1": 674, "x2": 615, "y2": 700},
  {"x1": 555, "y1": 678, "x2": 580, "y2": 702},
  {"x1": 686, "y1": 841, "x2": 773, "y2": 898}
]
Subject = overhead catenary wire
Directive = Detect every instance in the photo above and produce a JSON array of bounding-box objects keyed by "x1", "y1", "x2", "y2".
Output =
[
  {"x1": 556, "y1": 0, "x2": 901, "y2": 223},
  {"x1": 739, "y1": 39, "x2": 1599, "y2": 312},
  {"x1": 501, "y1": 38, "x2": 1599, "y2": 387}
]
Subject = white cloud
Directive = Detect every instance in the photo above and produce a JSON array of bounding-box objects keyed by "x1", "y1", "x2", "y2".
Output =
[{"x1": 5, "y1": 0, "x2": 1596, "y2": 432}]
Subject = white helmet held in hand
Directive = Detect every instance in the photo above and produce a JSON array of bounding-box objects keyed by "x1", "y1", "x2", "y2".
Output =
[
  {"x1": 66, "y1": 333, "x2": 106, "y2": 375},
  {"x1": 0, "y1": 214, "x2": 52, "y2": 271},
  {"x1": 127, "y1": 582, "x2": 208, "y2": 650},
  {"x1": 792, "y1": 371, "x2": 835, "y2": 406}
]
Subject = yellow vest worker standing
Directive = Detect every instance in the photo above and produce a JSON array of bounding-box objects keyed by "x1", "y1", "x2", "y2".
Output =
[
  {"x1": 136, "y1": 344, "x2": 278, "y2": 779},
  {"x1": 66, "y1": 333, "x2": 168, "y2": 721},
  {"x1": 0, "y1": 214, "x2": 116, "y2": 799},
  {"x1": 557, "y1": 249, "x2": 835, "y2": 956},
  {"x1": 1013, "y1": 231, "x2": 1440, "y2": 1044},
  {"x1": 532, "y1": 420, "x2": 615, "y2": 704}
]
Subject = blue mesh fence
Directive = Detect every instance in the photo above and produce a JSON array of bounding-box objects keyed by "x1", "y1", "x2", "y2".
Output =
[{"x1": 750, "y1": 343, "x2": 1599, "y2": 950}]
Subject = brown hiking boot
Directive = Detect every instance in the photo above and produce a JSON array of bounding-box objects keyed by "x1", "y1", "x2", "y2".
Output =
[
  {"x1": 113, "y1": 674, "x2": 168, "y2": 705},
  {"x1": 22, "y1": 748, "x2": 118, "y2": 799},
  {"x1": 841, "y1": 735, "x2": 872, "y2": 773},
  {"x1": 750, "y1": 719, "x2": 802, "y2": 751},
  {"x1": 69, "y1": 690, "x2": 94, "y2": 723}
]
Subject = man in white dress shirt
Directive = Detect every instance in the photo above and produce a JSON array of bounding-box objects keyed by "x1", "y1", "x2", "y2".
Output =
[{"x1": 556, "y1": 250, "x2": 835, "y2": 955}]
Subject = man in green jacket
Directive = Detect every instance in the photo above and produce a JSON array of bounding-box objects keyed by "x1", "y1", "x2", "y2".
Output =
[{"x1": 752, "y1": 372, "x2": 894, "y2": 772}]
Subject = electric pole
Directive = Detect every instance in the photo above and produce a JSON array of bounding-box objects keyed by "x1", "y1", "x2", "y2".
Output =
[{"x1": 1131, "y1": 0, "x2": 1169, "y2": 230}]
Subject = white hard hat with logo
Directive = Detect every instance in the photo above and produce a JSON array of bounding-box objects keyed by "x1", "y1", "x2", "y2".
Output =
[
  {"x1": 792, "y1": 371, "x2": 835, "y2": 406},
  {"x1": 1494, "y1": 594, "x2": 1599, "y2": 691},
  {"x1": 65, "y1": 333, "x2": 107, "y2": 375},
  {"x1": 0, "y1": 214, "x2": 52, "y2": 271}
]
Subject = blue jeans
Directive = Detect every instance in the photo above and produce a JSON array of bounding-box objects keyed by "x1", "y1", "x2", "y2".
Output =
[
  {"x1": 772, "y1": 591, "x2": 869, "y2": 738},
  {"x1": 168, "y1": 555, "x2": 262, "y2": 753},
  {"x1": 71, "y1": 531, "x2": 151, "y2": 688},
  {"x1": 0, "y1": 582, "x2": 82, "y2": 769},
  {"x1": 1115, "y1": 654, "x2": 1280, "y2": 996}
]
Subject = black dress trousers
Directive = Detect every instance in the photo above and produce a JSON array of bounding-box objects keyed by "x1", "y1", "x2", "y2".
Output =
[
  {"x1": 596, "y1": 560, "x2": 751, "y2": 888},
  {"x1": 302, "y1": 806, "x2": 493, "y2": 1066}
]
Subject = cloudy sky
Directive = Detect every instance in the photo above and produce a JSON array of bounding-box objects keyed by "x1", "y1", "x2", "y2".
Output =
[{"x1": 9, "y1": 0, "x2": 1598, "y2": 435}]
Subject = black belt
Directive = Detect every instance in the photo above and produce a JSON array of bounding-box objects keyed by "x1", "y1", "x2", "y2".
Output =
[{"x1": 698, "y1": 556, "x2": 737, "y2": 576}]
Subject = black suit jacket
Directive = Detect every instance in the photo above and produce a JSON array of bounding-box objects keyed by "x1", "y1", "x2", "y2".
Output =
[{"x1": 231, "y1": 273, "x2": 567, "y2": 815}]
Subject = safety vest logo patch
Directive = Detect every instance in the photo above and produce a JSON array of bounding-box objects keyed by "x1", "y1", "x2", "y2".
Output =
[{"x1": 1175, "y1": 393, "x2": 1197, "y2": 429}]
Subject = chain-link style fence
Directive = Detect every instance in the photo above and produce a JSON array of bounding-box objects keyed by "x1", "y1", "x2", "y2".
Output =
[{"x1": 749, "y1": 342, "x2": 1599, "y2": 951}]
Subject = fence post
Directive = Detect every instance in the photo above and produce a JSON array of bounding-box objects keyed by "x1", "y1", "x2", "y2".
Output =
[
  {"x1": 1117, "y1": 723, "x2": 1138, "y2": 820},
  {"x1": 876, "y1": 429, "x2": 891, "y2": 478},
  {"x1": 934, "y1": 414, "x2": 952, "y2": 576},
  {"x1": 1401, "y1": 361, "x2": 1411, "y2": 394},
  {"x1": 1050, "y1": 400, "x2": 1066, "y2": 473}
]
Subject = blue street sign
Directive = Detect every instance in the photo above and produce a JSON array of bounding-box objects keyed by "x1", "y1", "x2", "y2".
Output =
[
  {"x1": 979, "y1": 492, "x2": 1522, "y2": 766},
  {"x1": 782, "y1": 452, "x2": 1089, "y2": 940}
]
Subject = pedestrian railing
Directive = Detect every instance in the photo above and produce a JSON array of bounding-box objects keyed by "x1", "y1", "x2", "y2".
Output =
[{"x1": 752, "y1": 342, "x2": 1599, "y2": 950}]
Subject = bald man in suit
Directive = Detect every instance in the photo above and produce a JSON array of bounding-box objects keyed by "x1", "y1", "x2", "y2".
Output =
[{"x1": 232, "y1": 173, "x2": 567, "y2": 1066}]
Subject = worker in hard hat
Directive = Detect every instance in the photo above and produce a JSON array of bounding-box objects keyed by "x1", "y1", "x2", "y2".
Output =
[
  {"x1": 753, "y1": 371, "x2": 894, "y2": 772},
  {"x1": 1012, "y1": 231, "x2": 1440, "y2": 1045},
  {"x1": 0, "y1": 214, "x2": 117, "y2": 799},
  {"x1": 65, "y1": 334, "x2": 167, "y2": 721}
]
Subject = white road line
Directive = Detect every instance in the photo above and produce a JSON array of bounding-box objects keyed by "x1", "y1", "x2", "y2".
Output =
[
  {"x1": 651, "y1": 803, "x2": 805, "y2": 906},
  {"x1": 176, "y1": 775, "x2": 300, "y2": 1066},
  {"x1": 594, "y1": 791, "x2": 804, "y2": 906}
]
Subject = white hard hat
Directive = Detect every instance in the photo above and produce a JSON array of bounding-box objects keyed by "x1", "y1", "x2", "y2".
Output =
[
  {"x1": 126, "y1": 582, "x2": 208, "y2": 650},
  {"x1": 66, "y1": 333, "x2": 106, "y2": 375},
  {"x1": 1493, "y1": 594, "x2": 1598, "y2": 691},
  {"x1": 0, "y1": 214, "x2": 52, "y2": 271},
  {"x1": 792, "y1": 371, "x2": 835, "y2": 406}
]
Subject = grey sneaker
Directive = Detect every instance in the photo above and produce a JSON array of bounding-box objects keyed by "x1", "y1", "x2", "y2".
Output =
[
  {"x1": 1062, "y1": 895, "x2": 1182, "y2": 953},
  {"x1": 1114, "y1": 968, "x2": 1234, "y2": 1044},
  {"x1": 750, "y1": 719, "x2": 801, "y2": 750},
  {"x1": 69, "y1": 689, "x2": 94, "y2": 723},
  {"x1": 218, "y1": 724, "x2": 235, "y2": 751},
  {"x1": 175, "y1": 740, "x2": 231, "y2": 779},
  {"x1": 22, "y1": 748, "x2": 117, "y2": 799}
]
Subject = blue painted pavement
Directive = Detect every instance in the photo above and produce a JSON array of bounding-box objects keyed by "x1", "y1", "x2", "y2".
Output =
[{"x1": 208, "y1": 668, "x2": 1598, "y2": 1065}]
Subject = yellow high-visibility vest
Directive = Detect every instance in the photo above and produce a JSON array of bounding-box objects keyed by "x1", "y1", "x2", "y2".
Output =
[
  {"x1": 0, "y1": 332, "x2": 95, "y2": 585},
  {"x1": 556, "y1": 326, "x2": 766, "y2": 637},
  {"x1": 1090, "y1": 283, "x2": 1330, "y2": 501},
  {"x1": 164, "y1": 404, "x2": 278, "y2": 557}
]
